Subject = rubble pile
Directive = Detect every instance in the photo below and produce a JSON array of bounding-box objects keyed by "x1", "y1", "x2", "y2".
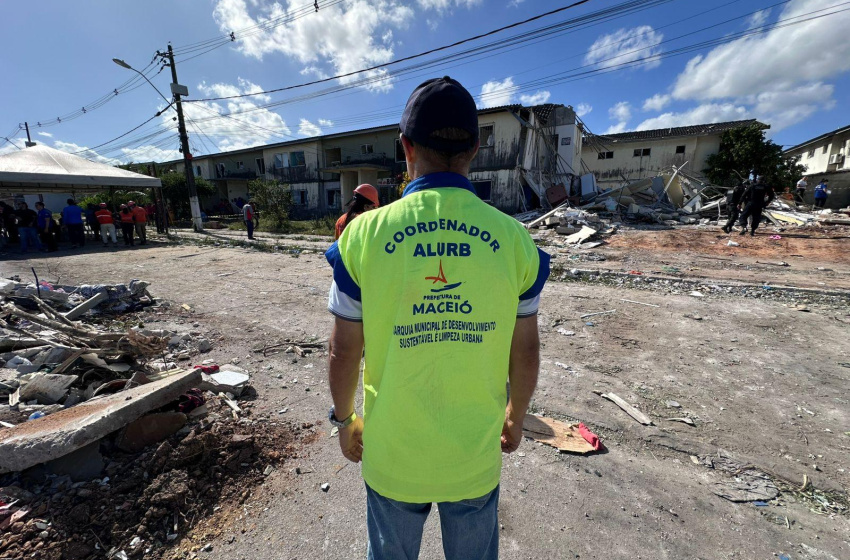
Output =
[
  {"x1": 0, "y1": 398, "x2": 305, "y2": 560},
  {"x1": 0, "y1": 277, "x2": 303, "y2": 559},
  {"x1": 516, "y1": 168, "x2": 848, "y2": 241}
]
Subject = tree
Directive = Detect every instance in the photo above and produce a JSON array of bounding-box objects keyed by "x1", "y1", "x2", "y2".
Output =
[
  {"x1": 159, "y1": 171, "x2": 216, "y2": 218},
  {"x1": 248, "y1": 178, "x2": 293, "y2": 230},
  {"x1": 703, "y1": 125, "x2": 807, "y2": 191}
]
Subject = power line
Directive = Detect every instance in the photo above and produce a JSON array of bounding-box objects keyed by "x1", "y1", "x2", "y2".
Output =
[{"x1": 187, "y1": 0, "x2": 601, "y2": 102}]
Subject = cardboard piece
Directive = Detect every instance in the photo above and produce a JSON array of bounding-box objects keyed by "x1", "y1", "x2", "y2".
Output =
[{"x1": 522, "y1": 415, "x2": 596, "y2": 454}]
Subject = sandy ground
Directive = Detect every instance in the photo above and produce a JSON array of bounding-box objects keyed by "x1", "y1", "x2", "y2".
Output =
[{"x1": 2, "y1": 229, "x2": 849, "y2": 560}]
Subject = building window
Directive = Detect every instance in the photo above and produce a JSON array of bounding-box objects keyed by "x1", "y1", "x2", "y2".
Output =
[
  {"x1": 327, "y1": 189, "x2": 340, "y2": 208},
  {"x1": 633, "y1": 148, "x2": 651, "y2": 157},
  {"x1": 361, "y1": 144, "x2": 374, "y2": 155},
  {"x1": 395, "y1": 139, "x2": 406, "y2": 163},
  {"x1": 216, "y1": 163, "x2": 226, "y2": 178},
  {"x1": 236, "y1": 161, "x2": 244, "y2": 170},
  {"x1": 479, "y1": 125, "x2": 495, "y2": 148},
  {"x1": 195, "y1": 166, "x2": 202, "y2": 177},
  {"x1": 807, "y1": 149, "x2": 815, "y2": 158},
  {"x1": 293, "y1": 190, "x2": 307, "y2": 205},
  {"x1": 823, "y1": 145, "x2": 829, "y2": 154},
  {"x1": 472, "y1": 181, "x2": 492, "y2": 202},
  {"x1": 675, "y1": 145, "x2": 686, "y2": 154},
  {"x1": 290, "y1": 151, "x2": 306, "y2": 167},
  {"x1": 274, "y1": 153, "x2": 285, "y2": 168},
  {"x1": 325, "y1": 147, "x2": 341, "y2": 166},
  {"x1": 597, "y1": 151, "x2": 614, "y2": 160},
  {"x1": 255, "y1": 158, "x2": 265, "y2": 175}
]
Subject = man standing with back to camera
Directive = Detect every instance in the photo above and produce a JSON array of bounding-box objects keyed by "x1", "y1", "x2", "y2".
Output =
[{"x1": 325, "y1": 76, "x2": 549, "y2": 559}]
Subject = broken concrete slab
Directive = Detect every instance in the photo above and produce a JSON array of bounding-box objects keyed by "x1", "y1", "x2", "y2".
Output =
[
  {"x1": 18, "y1": 373, "x2": 78, "y2": 405},
  {"x1": 198, "y1": 368, "x2": 250, "y2": 396},
  {"x1": 63, "y1": 291, "x2": 108, "y2": 321},
  {"x1": 0, "y1": 369, "x2": 200, "y2": 474},
  {"x1": 115, "y1": 412, "x2": 187, "y2": 453}
]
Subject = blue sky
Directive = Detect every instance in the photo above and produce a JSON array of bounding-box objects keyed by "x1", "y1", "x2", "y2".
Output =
[{"x1": 1, "y1": 0, "x2": 848, "y2": 163}]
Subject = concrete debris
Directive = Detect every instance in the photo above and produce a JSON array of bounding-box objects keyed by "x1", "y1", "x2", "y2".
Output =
[{"x1": 0, "y1": 369, "x2": 201, "y2": 474}]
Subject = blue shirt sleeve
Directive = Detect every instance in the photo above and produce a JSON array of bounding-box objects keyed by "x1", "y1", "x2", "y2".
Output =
[
  {"x1": 520, "y1": 248, "x2": 550, "y2": 301},
  {"x1": 325, "y1": 241, "x2": 362, "y2": 302}
]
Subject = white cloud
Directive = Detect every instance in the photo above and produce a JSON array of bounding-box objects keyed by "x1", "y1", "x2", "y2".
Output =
[
  {"x1": 608, "y1": 101, "x2": 632, "y2": 122},
  {"x1": 52, "y1": 141, "x2": 122, "y2": 166},
  {"x1": 479, "y1": 77, "x2": 516, "y2": 108},
  {"x1": 417, "y1": 0, "x2": 480, "y2": 11},
  {"x1": 584, "y1": 25, "x2": 663, "y2": 71},
  {"x1": 747, "y1": 9, "x2": 771, "y2": 29},
  {"x1": 37, "y1": 131, "x2": 53, "y2": 138},
  {"x1": 604, "y1": 122, "x2": 628, "y2": 134},
  {"x1": 575, "y1": 103, "x2": 592, "y2": 117},
  {"x1": 634, "y1": 103, "x2": 749, "y2": 131},
  {"x1": 300, "y1": 66, "x2": 330, "y2": 80},
  {"x1": 318, "y1": 119, "x2": 334, "y2": 127},
  {"x1": 519, "y1": 90, "x2": 551, "y2": 105},
  {"x1": 508, "y1": 0, "x2": 525, "y2": 6},
  {"x1": 298, "y1": 118, "x2": 323, "y2": 137},
  {"x1": 642, "y1": 93, "x2": 671, "y2": 112},
  {"x1": 673, "y1": 0, "x2": 850, "y2": 101},
  {"x1": 179, "y1": 78, "x2": 292, "y2": 152},
  {"x1": 751, "y1": 82, "x2": 835, "y2": 131},
  {"x1": 213, "y1": 0, "x2": 413, "y2": 92},
  {"x1": 120, "y1": 144, "x2": 182, "y2": 162}
]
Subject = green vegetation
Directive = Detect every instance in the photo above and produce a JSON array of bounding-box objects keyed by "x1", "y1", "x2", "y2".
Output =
[
  {"x1": 227, "y1": 219, "x2": 335, "y2": 237},
  {"x1": 703, "y1": 125, "x2": 807, "y2": 191}
]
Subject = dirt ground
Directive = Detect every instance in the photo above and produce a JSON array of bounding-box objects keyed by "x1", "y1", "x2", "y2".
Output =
[{"x1": 2, "y1": 227, "x2": 849, "y2": 560}]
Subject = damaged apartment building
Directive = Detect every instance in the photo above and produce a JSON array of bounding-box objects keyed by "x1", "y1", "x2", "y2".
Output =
[
  {"x1": 160, "y1": 103, "x2": 584, "y2": 215},
  {"x1": 582, "y1": 119, "x2": 768, "y2": 189}
]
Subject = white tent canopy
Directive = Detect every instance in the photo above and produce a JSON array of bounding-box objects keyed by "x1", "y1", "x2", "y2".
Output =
[{"x1": 0, "y1": 145, "x2": 162, "y2": 195}]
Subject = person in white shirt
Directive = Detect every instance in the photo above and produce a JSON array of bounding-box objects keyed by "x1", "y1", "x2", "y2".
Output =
[{"x1": 794, "y1": 177, "x2": 808, "y2": 204}]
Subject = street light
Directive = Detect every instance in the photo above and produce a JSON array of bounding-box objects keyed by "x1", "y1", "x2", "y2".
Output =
[
  {"x1": 114, "y1": 52, "x2": 203, "y2": 232},
  {"x1": 112, "y1": 58, "x2": 172, "y2": 106}
]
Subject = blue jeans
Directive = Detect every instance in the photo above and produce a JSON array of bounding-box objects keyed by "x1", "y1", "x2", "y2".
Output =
[
  {"x1": 366, "y1": 483, "x2": 499, "y2": 560},
  {"x1": 19, "y1": 227, "x2": 42, "y2": 253},
  {"x1": 245, "y1": 219, "x2": 254, "y2": 239}
]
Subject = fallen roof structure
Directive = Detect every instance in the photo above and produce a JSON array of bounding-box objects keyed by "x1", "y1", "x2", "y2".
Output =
[{"x1": 0, "y1": 144, "x2": 162, "y2": 195}]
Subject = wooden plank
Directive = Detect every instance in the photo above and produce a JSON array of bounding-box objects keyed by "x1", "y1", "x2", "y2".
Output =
[
  {"x1": 596, "y1": 391, "x2": 653, "y2": 425},
  {"x1": 522, "y1": 415, "x2": 595, "y2": 454},
  {"x1": 564, "y1": 225, "x2": 597, "y2": 245},
  {"x1": 49, "y1": 349, "x2": 87, "y2": 375},
  {"x1": 63, "y1": 291, "x2": 108, "y2": 321}
]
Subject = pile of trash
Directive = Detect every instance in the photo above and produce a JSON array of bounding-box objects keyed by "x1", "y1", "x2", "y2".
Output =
[
  {"x1": 516, "y1": 167, "x2": 849, "y2": 241},
  {"x1": 0, "y1": 277, "x2": 300, "y2": 559},
  {"x1": 0, "y1": 397, "x2": 305, "y2": 560}
]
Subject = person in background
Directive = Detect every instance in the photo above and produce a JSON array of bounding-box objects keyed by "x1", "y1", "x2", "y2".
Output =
[
  {"x1": 738, "y1": 175, "x2": 775, "y2": 236},
  {"x1": 15, "y1": 201, "x2": 42, "y2": 253},
  {"x1": 334, "y1": 184, "x2": 380, "y2": 240},
  {"x1": 118, "y1": 204, "x2": 136, "y2": 246},
  {"x1": 813, "y1": 178, "x2": 829, "y2": 208},
  {"x1": 1, "y1": 201, "x2": 19, "y2": 243},
  {"x1": 35, "y1": 202, "x2": 57, "y2": 252},
  {"x1": 721, "y1": 180, "x2": 747, "y2": 234},
  {"x1": 129, "y1": 200, "x2": 148, "y2": 245},
  {"x1": 62, "y1": 198, "x2": 86, "y2": 248},
  {"x1": 95, "y1": 203, "x2": 118, "y2": 247},
  {"x1": 242, "y1": 198, "x2": 256, "y2": 240},
  {"x1": 794, "y1": 176, "x2": 808, "y2": 205},
  {"x1": 85, "y1": 203, "x2": 100, "y2": 241}
]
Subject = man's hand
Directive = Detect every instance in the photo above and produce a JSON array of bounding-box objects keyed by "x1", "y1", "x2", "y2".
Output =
[
  {"x1": 339, "y1": 416, "x2": 364, "y2": 462},
  {"x1": 501, "y1": 416, "x2": 523, "y2": 454}
]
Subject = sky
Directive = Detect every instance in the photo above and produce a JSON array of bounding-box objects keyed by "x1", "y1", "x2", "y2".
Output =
[{"x1": 1, "y1": 0, "x2": 848, "y2": 164}]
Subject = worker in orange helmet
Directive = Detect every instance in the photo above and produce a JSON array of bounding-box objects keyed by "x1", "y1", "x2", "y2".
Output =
[
  {"x1": 335, "y1": 184, "x2": 380, "y2": 240},
  {"x1": 128, "y1": 201, "x2": 148, "y2": 245}
]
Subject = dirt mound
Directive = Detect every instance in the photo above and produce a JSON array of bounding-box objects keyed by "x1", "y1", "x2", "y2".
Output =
[{"x1": 0, "y1": 400, "x2": 313, "y2": 559}]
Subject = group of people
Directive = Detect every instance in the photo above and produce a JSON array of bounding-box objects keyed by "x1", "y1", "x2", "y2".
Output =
[
  {"x1": 794, "y1": 176, "x2": 831, "y2": 208},
  {"x1": 0, "y1": 198, "x2": 150, "y2": 254},
  {"x1": 92, "y1": 201, "x2": 149, "y2": 247}
]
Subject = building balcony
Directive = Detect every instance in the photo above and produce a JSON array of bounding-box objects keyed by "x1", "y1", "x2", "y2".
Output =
[{"x1": 271, "y1": 166, "x2": 318, "y2": 183}]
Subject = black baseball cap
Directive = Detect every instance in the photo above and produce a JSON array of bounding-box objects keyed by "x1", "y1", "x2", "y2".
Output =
[{"x1": 400, "y1": 76, "x2": 479, "y2": 154}]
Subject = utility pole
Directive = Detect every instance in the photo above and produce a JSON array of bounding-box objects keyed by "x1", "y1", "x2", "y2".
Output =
[
  {"x1": 24, "y1": 122, "x2": 36, "y2": 147},
  {"x1": 164, "y1": 44, "x2": 203, "y2": 231}
]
